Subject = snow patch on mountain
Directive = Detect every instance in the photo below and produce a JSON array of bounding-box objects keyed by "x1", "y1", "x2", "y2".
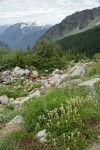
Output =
[{"x1": 19, "y1": 21, "x2": 50, "y2": 30}]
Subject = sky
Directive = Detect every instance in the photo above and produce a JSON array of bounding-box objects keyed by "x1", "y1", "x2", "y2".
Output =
[{"x1": 0, "y1": 0, "x2": 100, "y2": 25}]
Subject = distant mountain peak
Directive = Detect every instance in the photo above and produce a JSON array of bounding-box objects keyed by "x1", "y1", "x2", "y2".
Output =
[
  {"x1": 19, "y1": 21, "x2": 50, "y2": 29},
  {"x1": 0, "y1": 22, "x2": 51, "y2": 51}
]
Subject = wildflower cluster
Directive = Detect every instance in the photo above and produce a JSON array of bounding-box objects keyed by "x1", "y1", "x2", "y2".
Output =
[{"x1": 35, "y1": 95, "x2": 99, "y2": 149}]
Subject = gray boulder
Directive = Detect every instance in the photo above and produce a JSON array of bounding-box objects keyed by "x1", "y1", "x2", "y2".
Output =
[
  {"x1": 0, "y1": 74, "x2": 11, "y2": 84},
  {"x1": 49, "y1": 73, "x2": 68, "y2": 86},
  {"x1": 41, "y1": 79, "x2": 51, "y2": 88},
  {"x1": 2, "y1": 70, "x2": 11, "y2": 76},
  {"x1": 79, "y1": 78, "x2": 100, "y2": 88},
  {"x1": 32, "y1": 70, "x2": 38, "y2": 77},
  {"x1": 13, "y1": 67, "x2": 25, "y2": 77},
  {"x1": 52, "y1": 69, "x2": 60, "y2": 74},
  {"x1": 7, "y1": 115, "x2": 24, "y2": 125},
  {"x1": 67, "y1": 79, "x2": 82, "y2": 86},
  {"x1": 36, "y1": 129, "x2": 47, "y2": 143},
  {"x1": 13, "y1": 67, "x2": 30, "y2": 77},
  {"x1": 3, "y1": 78, "x2": 11, "y2": 85},
  {"x1": 69, "y1": 62, "x2": 87, "y2": 78},
  {"x1": 18, "y1": 90, "x2": 41, "y2": 104},
  {"x1": 24, "y1": 69, "x2": 30, "y2": 77},
  {"x1": 0, "y1": 95, "x2": 9, "y2": 105},
  {"x1": 0, "y1": 115, "x2": 24, "y2": 142}
]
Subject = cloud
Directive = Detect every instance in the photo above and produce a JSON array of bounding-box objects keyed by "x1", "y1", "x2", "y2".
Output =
[
  {"x1": 0, "y1": 0, "x2": 100, "y2": 25},
  {"x1": 96, "y1": 0, "x2": 100, "y2": 2}
]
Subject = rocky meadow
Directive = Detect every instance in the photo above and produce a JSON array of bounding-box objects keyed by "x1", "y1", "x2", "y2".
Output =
[{"x1": 0, "y1": 50, "x2": 100, "y2": 150}]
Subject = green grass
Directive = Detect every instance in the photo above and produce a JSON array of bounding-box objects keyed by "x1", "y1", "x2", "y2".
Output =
[
  {"x1": 0, "y1": 132, "x2": 21, "y2": 150},
  {"x1": 87, "y1": 63, "x2": 100, "y2": 77},
  {"x1": 0, "y1": 84, "x2": 28, "y2": 99},
  {"x1": 0, "y1": 105, "x2": 21, "y2": 130},
  {"x1": 0, "y1": 132, "x2": 47, "y2": 150},
  {"x1": 30, "y1": 83, "x2": 42, "y2": 91}
]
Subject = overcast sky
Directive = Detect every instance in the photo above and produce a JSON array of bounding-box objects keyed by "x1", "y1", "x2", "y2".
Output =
[{"x1": 0, "y1": 0, "x2": 100, "y2": 25}]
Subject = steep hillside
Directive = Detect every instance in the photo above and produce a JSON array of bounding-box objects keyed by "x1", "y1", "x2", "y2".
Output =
[
  {"x1": 58, "y1": 25, "x2": 100, "y2": 57},
  {"x1": 40, "y1": 6, "x2": 100, "y2": 41},
  {"x1": 0, "y1": 22, "x2": 51, "y2": 50},
  {"x1": 0, "y1": 41, "x2": 6, "y2": 48}
]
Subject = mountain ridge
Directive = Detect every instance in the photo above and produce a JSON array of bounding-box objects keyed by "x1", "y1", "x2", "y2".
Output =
[
  {"x1": 0, "y1": 22, "x2": 51, "y2": 50},
  {"x1": 39, "y1": 6, "x2": 100, "y2": 41}
]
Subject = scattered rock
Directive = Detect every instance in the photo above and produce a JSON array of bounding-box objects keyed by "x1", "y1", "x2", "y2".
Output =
[
  {"x1": 19, "y1": 90, "x2": 41, "y2": 104},
  {"x1": 0, "y1": 95, "x2": 9, "y2": 105},
  {"x1": 15, "y1": 97, "x2": 25, "y2": 102},
  {"x1": 39, "y1": 137, "x2": 47, "y2": 143},
  {"x1": 0, "y1": 115, "x2": 24, "y2": 142},
  {"x1": 12, "y1": 101, "x2": 20, "y2": 106},
  {"x1": 69, "y1": 62, "x2": 87, "y2": 78},
  {"x1": 28, "y1": 90, "x2": 41, "y2": 99},
  {"x1": 67, "y1": 79, "x2": 82, "y2": 86},
  {"x1": 3, "y1": 78, "x2": 11, "y2": 85},
  {"x1": 87, "y1": 143, "x2": 100, "y2": 150},
  {"x1": 32, "y1": 70, "x2": 38, "y2": 77},
  {"x1": 36, "y1": 129, "x2": 47, "y2": 143},
  {"x1": 24, "y1": 69, "x2": 30, "y2": 77},
  {"x1": 13, "y1": 67, "x2": 30, "y2": 77},
  {"x1": 29, "y1": 74, "x2": 37, "y2": 81},
  {"x1": 2, "y1": 70, "x2": 11, "y2": 76},
  {"x1": 0, "y1": 67, "x2": 30, "y2": 85},
  {"x1": 7, "y1": 115, "x2": 24, "y2": 125},
  {"x1": 79, "y1": 78, "x2": 100, "y2": 88},
  {"x1": 52, "y1": 69, "x2": 60, "y2": 74},
  {"x1": 41, "y1": 79, "x2": 51, "y2": 88},
  {"x1": 49, "y1": 73, "x2": 68, "y2": 86},
  {"x1": 45, "y1": 70, "x2": 49, "y2": 73}
]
